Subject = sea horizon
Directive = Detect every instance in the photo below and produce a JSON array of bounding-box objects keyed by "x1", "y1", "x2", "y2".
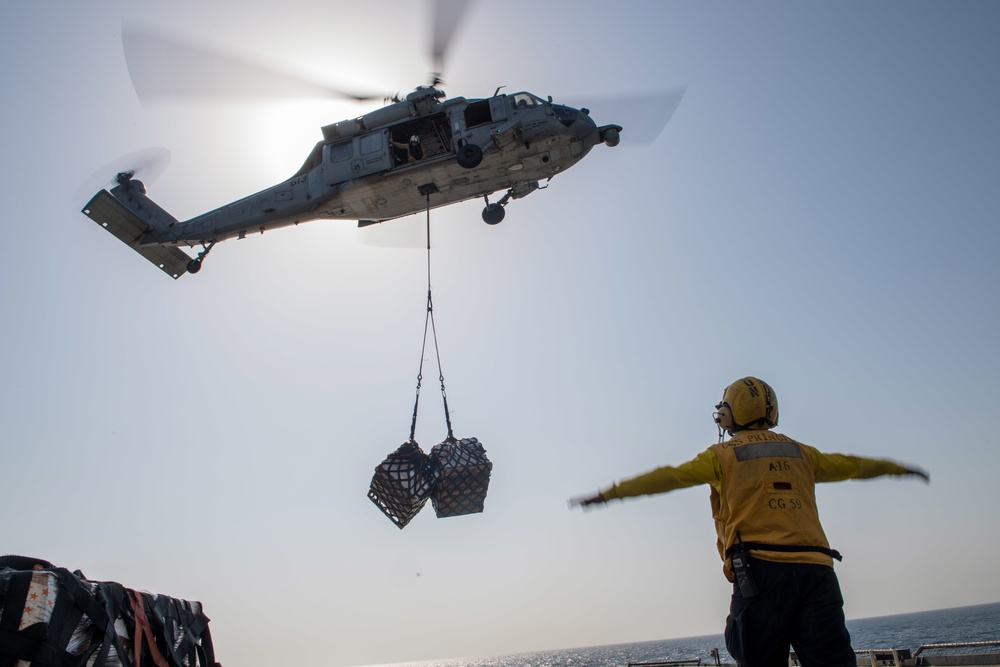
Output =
[{"x1": 353, "y1": 600, "x2": 1000, "y2": 667}]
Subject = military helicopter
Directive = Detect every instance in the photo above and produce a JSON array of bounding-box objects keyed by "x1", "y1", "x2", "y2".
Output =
[
  {"x1": 83, "y1": 82, "x2": 625, "y2": 279},
  {"x1": 81, "y1": 4, "x2": 677, "y2": 279}
]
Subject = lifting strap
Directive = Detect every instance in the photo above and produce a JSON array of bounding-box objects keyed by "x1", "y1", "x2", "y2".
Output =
[{"x1": 408, "y1": 193, "x2": 454, "y2": 444}]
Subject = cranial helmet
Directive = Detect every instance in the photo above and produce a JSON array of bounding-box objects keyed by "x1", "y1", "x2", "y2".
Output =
[{"x1": 717, "y1": 377, "x2": 778, "y2": 430}]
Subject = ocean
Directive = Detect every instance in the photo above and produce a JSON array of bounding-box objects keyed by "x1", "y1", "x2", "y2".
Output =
[{"x1": 362, "y1": 602, "x2": 1000, "y2": 667}]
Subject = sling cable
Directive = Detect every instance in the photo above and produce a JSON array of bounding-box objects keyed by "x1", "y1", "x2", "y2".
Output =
[{"x1": 367, "y1": 189, "x2": 493, "y2": 529}]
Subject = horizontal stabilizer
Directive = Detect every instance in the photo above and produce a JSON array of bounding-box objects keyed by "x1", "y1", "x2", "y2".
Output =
[{"x1": 82, "y1": 190, "x2": 192, "y2": 279}]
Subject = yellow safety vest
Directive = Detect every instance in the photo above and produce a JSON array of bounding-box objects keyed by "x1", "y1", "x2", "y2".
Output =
[{"x1": 710, "y1": 430, "x2": 834, "y2": 579}]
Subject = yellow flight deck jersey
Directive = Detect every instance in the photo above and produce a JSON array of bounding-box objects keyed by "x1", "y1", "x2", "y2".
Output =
[{"x1": 599, "y1": 429, "x2": 910, "y2": 580}]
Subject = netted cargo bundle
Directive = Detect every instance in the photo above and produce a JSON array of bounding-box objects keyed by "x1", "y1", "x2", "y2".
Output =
[
  {"x1": 0, "y1": 556, "x2": 220, "y2": 667},
  {"x1": 368, "y1": 441, "x2": 438, "y2": 529},
  {"x1": 430, "y1": 437, "x2": 493, "y2": 518},
  {"x1": 374, "y1": 203, "x2": 494, "y2": 528}
]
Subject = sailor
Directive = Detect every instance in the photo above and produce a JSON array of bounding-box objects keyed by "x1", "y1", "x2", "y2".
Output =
[
  {"x1": 390, "y1": 134, "x2": 423, "y2": 163},
  {"x1": 408, "y1": 135, "x2": 424, "y2": 161},
  {"x1": 571, "y1": 376, "x2": 930, "y2": 667}
]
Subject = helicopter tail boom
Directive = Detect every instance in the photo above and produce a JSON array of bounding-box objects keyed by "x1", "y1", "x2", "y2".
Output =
[{"x1": 82, "y1": 189, "x2": 193, "y2": 279}]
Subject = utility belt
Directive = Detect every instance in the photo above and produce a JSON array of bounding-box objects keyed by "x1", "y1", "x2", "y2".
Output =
[
  {"x1": 724, "y1": 542, "x2": 843, "y2": 562},
  {"x1": 725, "y1": 538, "x2": 843, "y2": 598}
]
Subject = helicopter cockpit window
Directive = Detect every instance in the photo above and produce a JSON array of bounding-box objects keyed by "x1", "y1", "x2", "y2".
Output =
[
  {"x1": 360, "y1": 133, "x2": 383, "y2": 156},
  {"x1": 331, "y1": 141, "x2": 353, "y2": 162},
  {"x1": 512, "y1": 93, "x2": 542, "y2": 108}
]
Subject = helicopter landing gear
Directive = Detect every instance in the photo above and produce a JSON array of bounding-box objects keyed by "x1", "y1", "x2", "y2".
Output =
[
  {"x1": 481, "y1": 193, "x2": 509, "y2": 225},
  {"x1": 457, "y1": 143, "x2": 483, "y2": 169},
  {"x1": 187, "y1": 241, "x2": 216, "y2": 275},
  {"x1": 482, "y1": 203, "x2": 505, "y2": 225},
  {"x1": 480, "y1": 180, "x2": 547, "y2": 225}
]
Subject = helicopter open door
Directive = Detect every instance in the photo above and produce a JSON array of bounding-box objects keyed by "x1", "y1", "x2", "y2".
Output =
[{"x1": 387, "y1": 113, "x2": 454, "y2": 168}]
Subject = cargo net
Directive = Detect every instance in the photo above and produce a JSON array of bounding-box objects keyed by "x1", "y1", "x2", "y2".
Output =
[
  {"x1": 367, "y1": 441, "x2": 437, "y2": 529},
  {"x1": 368, "y1": 437, "x2": 492, "y2": 528},
  {"x1": 430, "y1": 437, "x2": 492, "y2": 518},
  {"x1": 367, "y1": 195, "x2": 492, "y2": 529},
  {"x1": 0, "y1": 556, "x2": 220, "y2": 667}
]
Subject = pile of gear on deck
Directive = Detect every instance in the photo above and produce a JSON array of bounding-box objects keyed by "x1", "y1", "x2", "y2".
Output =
[{"x1": 0, "y1": 556, "x2": 220, "y2": 667}]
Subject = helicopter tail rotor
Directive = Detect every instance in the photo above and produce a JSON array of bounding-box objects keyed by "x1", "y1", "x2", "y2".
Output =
[{"x1": 74, "y1": 147, "x2": 171, "y2": 210}]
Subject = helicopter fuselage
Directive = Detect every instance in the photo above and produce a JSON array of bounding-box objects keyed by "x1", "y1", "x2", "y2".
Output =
[
  {"x1": 150, "y1": 90, "x2": 617, "y2": 244},
  {"x1": 84, "y1": 87, "x2": 621, "y2": 277}
]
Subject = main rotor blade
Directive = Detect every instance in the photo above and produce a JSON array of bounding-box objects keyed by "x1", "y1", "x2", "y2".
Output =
[
  {"x1": 431, "y1": 0, "x2": 472, "y2": 76},
  {"x1": 582, "y1": 87, "x2": 687, "y2": 146},
  {"x1": 122, "y1": 26, "x2": 383, "y2": 104}
]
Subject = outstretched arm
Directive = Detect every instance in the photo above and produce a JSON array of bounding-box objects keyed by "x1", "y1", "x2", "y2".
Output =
[
  {"x1": 806, "y1": 445, "x2": 930, "y2": 484},
  {"x1": 568, "y1": 492, "x2": 606, "y2": 509},
  {"x1": 569, "y1": 448, "x2": 720, "y2": 509}
]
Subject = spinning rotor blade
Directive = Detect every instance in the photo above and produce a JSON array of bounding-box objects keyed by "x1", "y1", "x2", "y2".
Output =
[
  {"x1": 583, "y1": 87, "x2": 687, "y2": 146},
  {"x1": 122, "y1": 26, "x2": 384, "y2": 104},
  {"x1": 430, "y1": 0, "x2": 472, "y2": 80},
  {"x1": 75, "y1": 147, "x2": 171, "y2": 208}
]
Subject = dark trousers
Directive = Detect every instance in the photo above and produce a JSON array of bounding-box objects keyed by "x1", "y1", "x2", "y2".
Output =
[{"x1": 724, "y1": 558, "x2": 856, "y2": 667}]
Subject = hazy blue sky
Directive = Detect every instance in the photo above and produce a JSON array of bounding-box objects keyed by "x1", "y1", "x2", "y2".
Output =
[{"x1": 2, "y1": 2, "x2": 999, "y2": 666}]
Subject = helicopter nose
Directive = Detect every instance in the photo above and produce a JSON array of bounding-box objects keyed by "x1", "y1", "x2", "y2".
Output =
[
  {"x1": 552, "y1": 104, "x2": 580, "y2": 127},
  {"x1": 575, "y1": 108, "x2": 599, "y2": 144},
  {"x1": 553, "y1": 104, "x2": 597, "y2": 130},
  {"x1": 552, "y1": 103, "x2": 604, "y2": 150}
]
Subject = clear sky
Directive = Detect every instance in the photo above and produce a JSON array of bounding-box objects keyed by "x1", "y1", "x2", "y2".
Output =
[{"x1": 2, "y1": 2, "x2": 999, "y2": 666}]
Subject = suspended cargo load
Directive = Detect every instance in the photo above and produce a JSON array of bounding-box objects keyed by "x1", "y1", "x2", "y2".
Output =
[
  {"x1": 430, "y1": 437, "x2": 492, "y2": 518},
  {"x1": 368, "y1": 441, "x2": 437, "y2": 529},
  {"x1": 367, "y1": 197, "x2": 493, "y2": 529}
]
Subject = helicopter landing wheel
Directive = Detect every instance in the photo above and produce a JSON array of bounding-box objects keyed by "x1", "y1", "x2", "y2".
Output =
[
  {"x1": 482, "y1": 203, "x2": 505, "y2": 225},
  {"x1": 187, "y1": 240, "x2": 215, "y2": 275},
  {"x1": 457, "y1": 144, "x2": 483, "y2": 169}
]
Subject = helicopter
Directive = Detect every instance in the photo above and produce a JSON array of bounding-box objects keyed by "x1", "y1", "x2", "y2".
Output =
[
  {"x1": 82, "y1": 81, "x2": 625, "y2": 279},
  {"x1": 81, "y1": 1, "x2": 682, "y2": 279}
]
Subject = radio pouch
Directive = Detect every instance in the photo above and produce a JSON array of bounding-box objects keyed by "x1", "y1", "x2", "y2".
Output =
[{"x1": 730, "y1": 543, "x2": 758, "y2": 598}]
